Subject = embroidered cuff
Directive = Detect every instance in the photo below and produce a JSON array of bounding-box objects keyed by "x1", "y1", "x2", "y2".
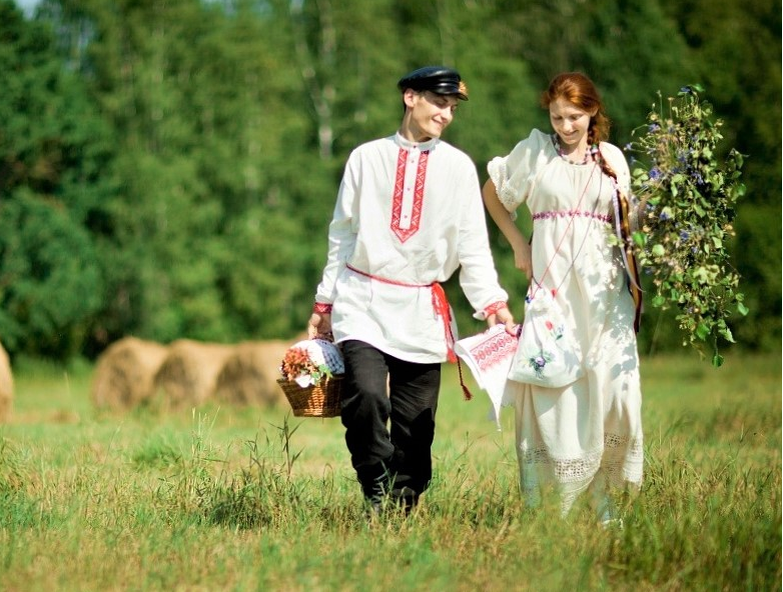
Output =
[
  {"x1": 483, "y1": 301, "x2": 507, "y2": 317},
  {"x1": 313, "y1": 302, "x2": 333, "y2": 314}
]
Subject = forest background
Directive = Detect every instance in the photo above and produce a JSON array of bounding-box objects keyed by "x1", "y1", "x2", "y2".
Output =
[{"x1": 1, "y1": 0, "x2": 780, "y2": 364}]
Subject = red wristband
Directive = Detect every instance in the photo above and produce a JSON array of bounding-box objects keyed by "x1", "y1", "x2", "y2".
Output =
[
  {"x1": 313, "y1": 302, "x2": 333, "y2": 314},
  {"x1": 483, "y1": 301, "x2": 507, "y2": 317}
]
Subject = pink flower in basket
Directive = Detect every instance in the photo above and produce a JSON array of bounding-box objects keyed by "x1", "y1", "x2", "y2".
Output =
[{"x1": 280, "y1": 339, "x2": 345, "y2": 388}]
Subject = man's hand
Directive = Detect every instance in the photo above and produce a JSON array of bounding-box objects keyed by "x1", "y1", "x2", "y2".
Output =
[
  {"x1": 307, "y1": 312, "x2": 333, "y2": 340},
  {"x1": 487, "y1": 305, "x2": 516, "y2": 334}
]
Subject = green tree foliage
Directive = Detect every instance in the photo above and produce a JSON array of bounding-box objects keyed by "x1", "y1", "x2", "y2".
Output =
[
  {"x1": 2, "y1": 0, "x2": 779, "y2": 360},
  {"x1": 656, "y1": 0, "x2": 782, "y2": 351},
  {"x1": 0, "y1": 191, "x2": 102, "y2": 358},
  {"x1": 0, "y1": 0, "x2": 110, "y2": 359},
  {"x1": 575, "y1": 0, "x2": 699, "y2": 142},
  {"x1": 47, "y1": 0, "x2": 326, "y2": 346}
]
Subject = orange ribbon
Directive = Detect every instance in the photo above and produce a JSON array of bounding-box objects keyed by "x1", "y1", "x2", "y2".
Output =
[{"x1": 615, "y1": 192, "x2": 643, "y2": 333}]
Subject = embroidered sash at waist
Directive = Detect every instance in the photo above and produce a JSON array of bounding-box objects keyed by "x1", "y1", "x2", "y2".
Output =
[
  {"x1": 345, "y1": 263, "x2": 456, "y2": 363},
  {"x1": 533, "y1": 210, "x2": 612, "y2": 223}
]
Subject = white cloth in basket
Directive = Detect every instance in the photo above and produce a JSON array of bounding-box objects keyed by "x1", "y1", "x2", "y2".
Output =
[
  {"x1": 290, "y1": 339, "x2": 345, "y2": 388},
  {"x1": 454, "y1": 325, "x2": 519, "y2": 428}
]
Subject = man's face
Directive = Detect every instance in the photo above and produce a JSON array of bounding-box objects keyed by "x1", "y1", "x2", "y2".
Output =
[{"x1": 403, "y1": 90, "x2": 460, "y2": 142}]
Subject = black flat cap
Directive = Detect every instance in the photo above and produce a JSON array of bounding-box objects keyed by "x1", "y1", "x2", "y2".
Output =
[{"x1": 397, "y1": 66, "x2": 468, "y2": 101}]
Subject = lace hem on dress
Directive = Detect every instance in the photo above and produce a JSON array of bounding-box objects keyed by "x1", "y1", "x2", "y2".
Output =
[{"x1": 519, "y1": 431, "x2": 643, "y2": 511}]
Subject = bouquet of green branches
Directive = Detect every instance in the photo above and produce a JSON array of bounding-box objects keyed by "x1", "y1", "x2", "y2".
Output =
[{"x1": 625, "y1": 85, "x2": 748, "y2": 366}]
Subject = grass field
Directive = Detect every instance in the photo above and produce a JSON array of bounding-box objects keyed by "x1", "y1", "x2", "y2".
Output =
[{"x1": 0, "y1": 350, "x2": 780, "y2": 591}]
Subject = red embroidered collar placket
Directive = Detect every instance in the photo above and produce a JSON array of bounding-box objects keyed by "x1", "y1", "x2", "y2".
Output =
[{"x1": 391, "y1": 147, "x2": 429, "y2": 242}]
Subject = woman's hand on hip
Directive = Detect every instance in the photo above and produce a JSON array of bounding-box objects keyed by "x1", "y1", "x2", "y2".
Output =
[{"x1": 513, "y1": 240, "x2": 533, "y2": 280}]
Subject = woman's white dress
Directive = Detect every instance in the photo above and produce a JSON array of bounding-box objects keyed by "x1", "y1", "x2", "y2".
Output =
[{"x1": 488, "y1": 129, "x2": 643, "y2": 514}]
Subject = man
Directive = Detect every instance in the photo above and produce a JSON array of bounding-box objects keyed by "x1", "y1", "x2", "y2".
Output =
[{"x1": 308, "y1": 66, "x2": 515, "y2": 514}]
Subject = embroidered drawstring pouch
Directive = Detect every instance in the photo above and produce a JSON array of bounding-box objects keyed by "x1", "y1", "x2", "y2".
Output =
[
  {"x1": 507, "y1": 154, "x2": 603, "y2": 389},
  {"x1": 507, "y1": 282, "x2": 583, "y2": 388}
]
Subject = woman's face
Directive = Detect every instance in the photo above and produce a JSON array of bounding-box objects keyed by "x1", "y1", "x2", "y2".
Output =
[{"x1": 549, "y1": 97, "x2": 595, "y2": 150}]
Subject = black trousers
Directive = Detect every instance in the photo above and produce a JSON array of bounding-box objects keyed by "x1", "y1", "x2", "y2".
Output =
[{"x1": 340, "y1": 340, "x2": 441, "y2": 499}]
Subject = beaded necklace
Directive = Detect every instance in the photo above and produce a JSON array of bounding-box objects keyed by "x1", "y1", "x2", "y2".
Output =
[{"x1": 553, "y1": 134, "x2": 598, "y2": 165}]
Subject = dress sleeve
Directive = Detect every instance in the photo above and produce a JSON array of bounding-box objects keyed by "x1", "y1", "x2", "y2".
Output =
[
  {"x1": 599, "y1": 141, "x2": 631, "y2": 195},
  {"x1": 487, "y1": 129, "x2": 549, "y2": 213}
]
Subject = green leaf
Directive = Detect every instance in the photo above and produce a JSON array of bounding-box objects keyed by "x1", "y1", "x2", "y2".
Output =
[
  {"x1": 719, "y1": 326, "x2": 735, "y2": 343},
  {"x1": 632, "y1": 231, "x2": 647, "y2": 247},
  {"x1": 693, "y1": 267, "x2": 711, "y2": 284},
  {"x1": 695, "y1": 323, "x2": 711, "y2": 340}
]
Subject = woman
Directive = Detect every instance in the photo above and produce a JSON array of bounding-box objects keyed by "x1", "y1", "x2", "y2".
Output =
[{"x1": 482, "y1": 72, "x2": 643, "y2": 522}]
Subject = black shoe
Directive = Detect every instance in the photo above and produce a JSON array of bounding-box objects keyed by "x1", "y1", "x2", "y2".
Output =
[
  {"x1": 359, "y1": 462, "x2": 393, "y2": 498},
  {"x1": 365, "y1": 496, "x2": 384, "y2": 519},
  {"x1": 363, "y1": 489, "x2": 418, "y2": 520},
  {"x1": 391, "y1": 486, "x2": 419, "y2": 516}
]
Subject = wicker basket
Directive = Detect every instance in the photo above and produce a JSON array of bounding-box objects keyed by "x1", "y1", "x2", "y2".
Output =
[{"x1": 277, "y1": 375, "x2": 343, "y2": 418}]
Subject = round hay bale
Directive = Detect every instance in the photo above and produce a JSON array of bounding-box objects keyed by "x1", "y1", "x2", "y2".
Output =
[
  {"x1": 153, "y1": 340, "x2": 235, "y2": 409},
  {"x1": 214, "y1": 340, "x2": 291, "y2": 407},
  {"x1": 0, "y1": 341, "x2": 13, "y2": 422},
  {"x1": 91, "y1": 337, "x2": 169, "y2": 411}
]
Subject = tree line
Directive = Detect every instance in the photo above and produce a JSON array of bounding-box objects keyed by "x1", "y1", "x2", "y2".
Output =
[{"x1": 0, "y1": 0, "x2": 780, "y2": 362}]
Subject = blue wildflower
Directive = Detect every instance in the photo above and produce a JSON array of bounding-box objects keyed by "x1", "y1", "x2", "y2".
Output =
[
  {"x1": 680, "y1": 231, "x2": 689, "y2": 240},
  {"x1": 659, "y1": 210, "x2": 671, "y2": 221},
  {"x1": 648, "y1": 123, "x2": 660, "y2": 133},
  {"x1": 649, "y1": 167, "x2": 662, "y2": 181}
]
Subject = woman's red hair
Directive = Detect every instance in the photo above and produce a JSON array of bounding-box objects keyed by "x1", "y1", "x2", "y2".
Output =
[{"x1": 541, "y1": 72, "x2": 610, "y2": 145}]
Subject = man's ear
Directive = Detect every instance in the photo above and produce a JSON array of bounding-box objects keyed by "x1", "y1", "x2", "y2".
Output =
[{"x1": 402, "y1": 88, "x2": 418, "y2": 108}]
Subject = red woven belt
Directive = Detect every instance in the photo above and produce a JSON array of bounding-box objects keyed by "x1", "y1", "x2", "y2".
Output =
[{"x1": 346, "y1": 263, "x2": 456, "y2": 363}]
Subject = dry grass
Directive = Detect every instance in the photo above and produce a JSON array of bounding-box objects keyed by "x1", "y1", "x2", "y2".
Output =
[
  {"x1": 0, "y1": 341, "x2": 13, "y2": 422},
  {"x1": 90, "y1": 337, "x2": 169, "y2": 411},
  {"x1": 213, "y1": 339, "x2": 292, "y2": 407},
  {"x1": 0, "y1": 351, "x2": 780, "y2": 592},
  {"x1": 152, "y1": 339, "x2": 235, "y2": 409}
]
